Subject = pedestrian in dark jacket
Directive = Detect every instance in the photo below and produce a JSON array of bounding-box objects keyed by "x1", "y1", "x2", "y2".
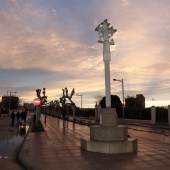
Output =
[
  {"x1": 62, "y1": 112, "x2": 66, "y2": 128},
  {"x1": 21, "y1": 110, "x2": 27, "y2": 124},
  {"x1": 11, "y1": 110, "x2": 15, "y2": 125},
  {"x1": 16, "y1": 110, "x2": 20, "y2": 125}
]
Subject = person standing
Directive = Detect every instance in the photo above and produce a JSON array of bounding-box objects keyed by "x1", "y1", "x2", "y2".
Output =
[{"x1": 11, "y1": 110, "x2": 15, "y2": 125}]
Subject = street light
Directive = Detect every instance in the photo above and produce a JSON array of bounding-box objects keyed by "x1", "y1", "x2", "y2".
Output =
[
  {"x1": 9, "y1": 91, "x2": 17, "y2": 115},
  {"x1": 113, "y1": 79, "x2": 125, "y2": 119},
  {"x1": 76, "y1": 94, "x2": 82, "y2": 116}
]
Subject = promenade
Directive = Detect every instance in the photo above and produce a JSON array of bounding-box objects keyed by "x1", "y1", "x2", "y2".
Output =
[
  {"x1": 0, "y1": 112, "x2": 33, "y2": 170},
  {"x1": 18, "y1": 115, "x2": 170, "y2": 170}
]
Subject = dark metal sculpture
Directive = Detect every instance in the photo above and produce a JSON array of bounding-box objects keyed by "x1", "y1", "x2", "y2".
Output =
[
  {"x1": 36, "y1": 88, "x2": 47, "y2": 105},
  {"x1": 60, "y1": 88, "x2": 75, "y2": 106}
]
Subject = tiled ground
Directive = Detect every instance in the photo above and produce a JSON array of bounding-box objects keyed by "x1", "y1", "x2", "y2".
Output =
[{"x1": 19, "y1": 115, "x2": 170, "y2": 170}]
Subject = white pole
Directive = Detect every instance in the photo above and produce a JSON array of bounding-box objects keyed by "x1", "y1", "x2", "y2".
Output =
[
  {"x1": 122, "y1": 79, "x2": 125, "y2": 119},
  {"x1": 104, "y1": 60, "x2": 111, "y2": 107},
  {"x1": 95, "y1": 19, "x2": 116, "y2": 108}
]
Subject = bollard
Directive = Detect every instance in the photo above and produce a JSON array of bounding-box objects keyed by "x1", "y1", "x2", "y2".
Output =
[{"x1": 151, "y1": 106, "x2": 156, "y2": 124}]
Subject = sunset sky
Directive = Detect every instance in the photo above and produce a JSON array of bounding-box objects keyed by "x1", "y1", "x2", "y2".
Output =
[{"x1": 0, "y1": 0, "x2": 170, "y2": 108}]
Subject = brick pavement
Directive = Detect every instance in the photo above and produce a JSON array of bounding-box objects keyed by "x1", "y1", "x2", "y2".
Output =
[
  {"x1": 0, "y1": 112, "x2": 34, "y2": 170},
  {"x1": 18, "y1": 115, "x2": 170, "y2": 170}
]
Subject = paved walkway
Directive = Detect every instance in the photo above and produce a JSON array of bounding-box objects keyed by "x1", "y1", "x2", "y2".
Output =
[
  {"x1": 0, "y1": 112, "x2": 34, "y2": 170},
  {"x1": 18, "y1": 115, "x2": 170, "y2": 170}
]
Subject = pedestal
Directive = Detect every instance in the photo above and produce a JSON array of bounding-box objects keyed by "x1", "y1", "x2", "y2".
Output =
[
  {"x1": 81, "y1": 108, "x2": 137, "y2": 154},
  {"x1": 151, "y1": 106, "x2": 156, "y2": 124}
]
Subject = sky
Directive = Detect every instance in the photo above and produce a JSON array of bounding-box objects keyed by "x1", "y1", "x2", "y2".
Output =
[{"x1": 0, "y1": 0, "x2": 170, "y2": 108}]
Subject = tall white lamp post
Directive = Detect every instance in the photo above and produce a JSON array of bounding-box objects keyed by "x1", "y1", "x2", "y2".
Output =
[
  {"x1": 9, "y1": 91, "x2": 17, "y2": 115},
  {"x1": 95, "y1": 19, "x2": 117, "y2": 107},
  {"x1": 113, "y1": 79, "x2": 125, "y2": 119},
  {"x1": 81, "y1": 19, "x2": 137, "y2": 154}
]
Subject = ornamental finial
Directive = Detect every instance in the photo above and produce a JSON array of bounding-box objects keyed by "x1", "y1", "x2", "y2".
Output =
[{"x1": 95, "y1": 19, "x2": 117, "y2": 45}]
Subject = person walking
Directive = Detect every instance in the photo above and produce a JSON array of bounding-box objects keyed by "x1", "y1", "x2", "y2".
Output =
[
  {"x1": 21, "y1": 109, "x2": 27, "y2": 124},
  {"x1": 11, "y1": 110, "x2": 15, "y2": 125},
  {"x1": 16, "y1": 110, "x2": 20, "y2": 125},
  {"x1": 62, "y1": 111, "x2": 66, "y2": 129}
]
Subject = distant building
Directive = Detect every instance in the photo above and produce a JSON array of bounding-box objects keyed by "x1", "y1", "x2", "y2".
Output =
[
  {"x1": 1, "y1": 95, "x2": 19, "y2": 110},
  {"x1": 125, "y1": 94, "x2": 145, "y2": 109},
  {"x1": 24, "y1": 103, "x2": 35, "y2": 111}
]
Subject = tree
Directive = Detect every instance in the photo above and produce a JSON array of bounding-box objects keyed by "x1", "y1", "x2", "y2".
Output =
[
  {"x1": 99, "y1": 95, "x2": 122, "y2": 115},
  {"x1": 94, "y1": 94, "x2": 104, "y2": 105}
]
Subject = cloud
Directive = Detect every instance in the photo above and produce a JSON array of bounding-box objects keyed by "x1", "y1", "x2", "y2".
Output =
[
  {"x1": 121, "y1": 0, "x2": 129, "y2": 6},
  {"x1": 0, "y1": 0, "x2": 170, "y2": 107}
]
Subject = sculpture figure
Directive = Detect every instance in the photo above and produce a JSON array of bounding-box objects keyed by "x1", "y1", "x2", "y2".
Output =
[
  {"x1": 65, "y1": 87, "x2": 68, "y2": 97},
  {"x1": 60, "y1": 87, "x2": 76, "y2": 121},
  {"x1": 36, "y1": 89, "x2": 41, "y2": 98},
  {"x1": 70, "y1": 88, "x2": 75, "y2": 98},
  {"x1": 35, "y1": 88, "x2": 48, "y2": 121},
  {"x1": 60, "y1": 87, "x2": 75, "y2": 105},
  {"x1": 62, "y1": 89, "x2": 65, "y2": 97}
]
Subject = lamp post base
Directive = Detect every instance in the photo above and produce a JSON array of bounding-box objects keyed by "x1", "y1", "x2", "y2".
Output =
[
  {"x1": 81, "y1": 108, "x2": 137, "y2": 154},
  {"x1": 81, "y1": 137, "x2": 137, "y2": 154}
]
